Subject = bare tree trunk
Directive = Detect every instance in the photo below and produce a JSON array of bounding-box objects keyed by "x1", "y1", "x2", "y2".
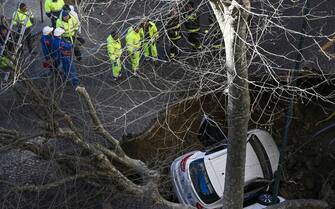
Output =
[{"x1": 209, "y1": 0, "x2": 250, "y2": 208}]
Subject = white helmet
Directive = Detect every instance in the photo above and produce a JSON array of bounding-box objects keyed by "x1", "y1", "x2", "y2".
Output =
[
  {"x1": 42, "y1": 26, "x2": 54, "y2": 35},
  {"x1": 54, "y1": 27, "x2": 65, "y2": 36}
]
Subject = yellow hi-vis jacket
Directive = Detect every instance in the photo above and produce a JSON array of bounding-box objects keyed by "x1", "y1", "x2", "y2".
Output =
[
  {"x1": 141, "y1": 21, "x2": 158, "y2": 41},
  {"x1": 126, "y1": 27, "x2": 141, "y2": 53},
  {"x1": 56, "y1": 14, "x2": 79, "y2": 39},
  {"x1": 44, "y1": 0, "x2": 65, "y2": 13},
  {"x1": 107, "y1": 35, "x2": 122, "y2": 60},
  {"x1": 13, "y1": 9, "x2": 34, "y2": 28}
]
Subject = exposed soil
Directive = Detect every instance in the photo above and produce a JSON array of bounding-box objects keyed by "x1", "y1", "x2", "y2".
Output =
[{"x1": 122, "y1": 76, "x2": 335, "y2": 208}]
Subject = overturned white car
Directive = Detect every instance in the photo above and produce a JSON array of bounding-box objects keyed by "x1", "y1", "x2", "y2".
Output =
[{"x1": 170, "y1": 129, "x2": 283, "y2": 209}]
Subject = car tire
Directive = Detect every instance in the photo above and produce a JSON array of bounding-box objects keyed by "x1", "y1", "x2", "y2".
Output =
[{"x1": 257, "y1": 193, "x2": 279, "y2": 206}]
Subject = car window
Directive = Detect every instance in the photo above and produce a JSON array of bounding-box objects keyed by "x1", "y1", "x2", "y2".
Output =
[
  {"x1": 244, "y1": 179, "x2": 271, "y2": 194},
  {"x1": 205, "y1": 143, "x2": 227, "y2": 155},
  {"x1": 189, "y1": 159, "x2": 220, "y2": 204},
  {"x1": 198, "y1": 114, "x2": 227, "y2": 147}
]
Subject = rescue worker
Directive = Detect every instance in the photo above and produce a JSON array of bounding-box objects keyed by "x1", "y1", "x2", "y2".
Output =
[
  {"x1": 45, "y1": 0, "x2": 65, "y2": 28},
  {"x1": 52, "y1": 27, "x2": 80, "y2": 87},
  {"x1": 62, "y1": 5, "x2": 85, "y2": 45},
  {"x1": 183, "y1": 2, "x2": 201, "y2": 50},
  {"x1": 166, "y1": 7, "x2": 182, "y2": 59},
  {"x1": 126, "y1": 25, "x2": 142, "y2": 75},
  {"x1": 56, "y1": 10, "x2": 81, "y2": 61},
  {"x1": 12, "y1": 3, "x2": 35, "y2": 53},
  {"x1": 204, "y1": 13, "x2": 224, "y2": 51},
  {"x1": 62, "y1": 4, "x2": 80, "y2": 31},
  {"x1": 40, "y1": 26, "x2": 55, "y2": 70},
  {"x1": 107, "y1": 30, "x2": 122, "y2": 80},
  {"x1": 140, "y1": 19, "x2": 159, "y2": 61}
]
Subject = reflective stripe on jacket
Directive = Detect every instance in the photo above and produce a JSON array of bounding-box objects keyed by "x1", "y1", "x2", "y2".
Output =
[
  {"x1": 13, "y1": 10, "x2": 34, "y2": 28},
  {"x1": 45, "y1": 0, "x2": 65, "y2": 13},
  {"x1": 167, "y1": 16, "x2": 182, "y2": 40},
  {"x1": 125, "y1": 27, "x2": 141, "y2": 53},
  {"x1": 185, "y1": 12, "x2": 200, "y2": 33},
  {"x1": 56, "y1": 15, "x2": 79, "y2": 39},
  {"x1": 107, "y1": 35, "x2": 122, "y2": 60},
  {"x1": 144, "y1": 21, "x2": 158, "y2": 41}
]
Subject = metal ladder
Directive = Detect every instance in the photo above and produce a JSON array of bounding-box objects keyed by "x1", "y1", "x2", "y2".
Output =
[{"x1": 0, "y1": 9, "x2": 31, "y2": 57}]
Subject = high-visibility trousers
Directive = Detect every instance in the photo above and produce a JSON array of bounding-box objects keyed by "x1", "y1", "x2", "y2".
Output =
[
  {"x1": 143, "y1": 41, "x2": 157, "y2": 58},
  {"x1": 128, "y1": 50, "x2": 140, "y2": 72},
  {"x1": 111, "y1": 58, "x2": 122, "y2": 77}
]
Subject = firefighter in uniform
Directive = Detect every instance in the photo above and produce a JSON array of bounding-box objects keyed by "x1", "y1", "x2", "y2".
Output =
[
  {"x1": 204, "y1": 13, "x2": 224, "y2": 52},
  {"x1": 12, "y1": 3, "x2": 34, "y2": 53},
  {"x1": 56, "y1": 11, "x2": 81, "y2": 61},
  {"x1": 45, "y1": 0, "x2": 65, "y2": 28},
  {"x1": 184, "y1": 2, "x2": 201, "y2": 50},
  {"x1": 107, "y1": 31, "x2": 122, "y2": 80},
  {"x1": 140, "y1": 19, "x2": 159, "y2": 61},
  {"x1": 167, "y1": 7, "x2": 182, "y2": 59},
  {"x1": 126, "y1": 25, "x2": 142, "y2": 75}
]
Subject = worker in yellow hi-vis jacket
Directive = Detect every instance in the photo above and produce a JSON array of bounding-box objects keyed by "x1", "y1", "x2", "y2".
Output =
[
  {"x1": 56, "y1": 10, "x2": 81, "y2": 61},
  {"x1": 12, "y1": 3, "x2": 34, "y2": 52},
  {"x1": 126, "y1": 25, "x2": 142, "y2": 75},
  {"x1": 45, "y1": 0, "x2": 65, "y2": 28},
  {"x1": 107, "y1": 31, "x2": 122, "y2": 80},
  {"x1": 140, "y1": 19, "x2": 159, "y2": 61}
]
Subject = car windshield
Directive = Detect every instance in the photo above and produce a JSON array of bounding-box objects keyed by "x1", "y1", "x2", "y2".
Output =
[
  {"x1": 198, "y1": 114, "x2": 227, "y2": 146},
  {"x1": 189, "y1": 159, "x2": 220, "y2": 204}
]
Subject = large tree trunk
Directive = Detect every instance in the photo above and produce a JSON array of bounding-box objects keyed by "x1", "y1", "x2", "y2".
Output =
[{"x1": 209, "y1": 0, "x2": 251, "y2": 208}]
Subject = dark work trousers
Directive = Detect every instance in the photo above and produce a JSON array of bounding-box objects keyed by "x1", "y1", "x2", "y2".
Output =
[
  {"x1": 49, "y1": 11, "x2": 61, "y2": 28},
  {"x1": 169, "y1": 38, "x2": 180, "y2": 58},
  {"x1": 187, "y1": 31, "x2": 200, "y2": 49},
  {"x1": 61, "y1": 55, "x2": 80, "y2": 87},
  {"x1": 24, "y1": 27, "x2": 33, "y2": 52}
]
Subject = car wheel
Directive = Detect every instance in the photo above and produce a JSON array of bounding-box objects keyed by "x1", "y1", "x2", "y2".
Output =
[{"x1": 257, "y1": 193, "x2": 279, "y2": 206}]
